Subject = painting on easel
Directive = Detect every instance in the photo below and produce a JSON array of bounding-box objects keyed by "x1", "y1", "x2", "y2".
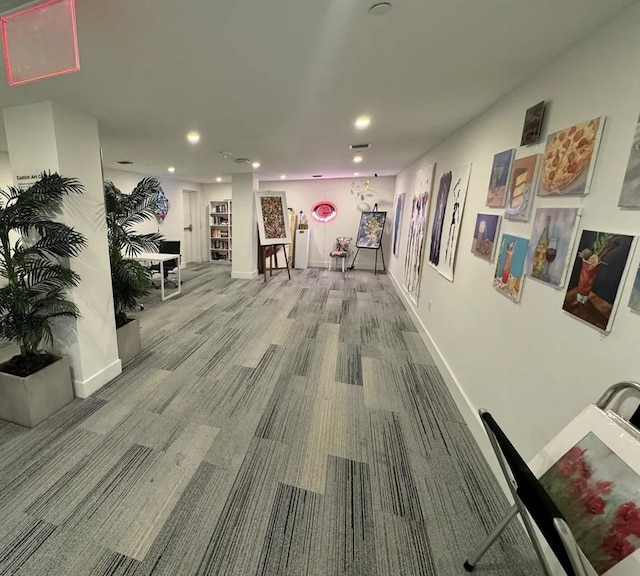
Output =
[
  {"x1": 356, "y1": 212, "x2": 387, "y2": 249},
  {"x1": 255, "y1": 191, "x2": 292, "y2": 246}
]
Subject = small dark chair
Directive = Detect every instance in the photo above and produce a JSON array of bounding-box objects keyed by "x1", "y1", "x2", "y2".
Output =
[{"x1": 151, "y1": 240, "x2": 181, "y2": 288}]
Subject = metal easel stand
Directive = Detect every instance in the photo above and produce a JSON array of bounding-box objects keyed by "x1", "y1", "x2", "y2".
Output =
[
  {"x1": 464, "y1": 381, "x2": 640, "y2": 574},
  {"x1": 347, "y1": 245, "x2": 386, "y2": 275}
]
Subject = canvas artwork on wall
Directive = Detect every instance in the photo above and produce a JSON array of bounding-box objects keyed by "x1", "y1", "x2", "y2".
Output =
[
  {"x1": 562, "y1": 230, "x2": 635, "y2": 332},
  {"x1": 392, "y1": 193, "x2": 405, "y2": 257},
  {"x1": 255, "y1": 191, "x2": 292, "y2": 246},
  {"x1": 486, "y1": 149, "x2": 515, "y2": 208},
  {"x1": 629, "y1": 265, "x2": 640, "y2": 313},
  {"x1": 356, "y1": 211, "x2": 387, "y2": 249},
  {"x1": 618, "y1": 113, "x2": 640, "y2": 208},
  {"x1": 429, "y1": 164, "x2": 472, "y2": 281},
  {"x1": 525, "y1": 208, "x2": 582, "y2": 289},
  {"x1": 404, "y1": 165, "x2": 434, "y2": 304},
  {"x1": 520, "y1": 101, "x2": 546, "y2": 146},
  {"x1": 493, "y1": 234, "x2": 529, "y2": 302},
  {"x1": 538, "y1": 117, "x2": 604, "y2": 197},
  {"x1": 471, "y1": 213, "x2": 501, "y2": 262},
  {"x1": 505, "y1": 155, "x2": 540, "y2": 222}
]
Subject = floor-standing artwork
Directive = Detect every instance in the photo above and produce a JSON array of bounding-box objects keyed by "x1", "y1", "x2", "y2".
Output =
[
  {"x1": 525, "y1": 208, "x2": 581, "y2": 288},
  {"x1": 255, "y1": 191, "x2": 291, "y2": 245},
  {"x1": 404, "y1": 165, "x2": 434, "y2": 304},
  {"x1": 538, "y1": 117, "x2": 604, "y2": 197},
  {"x1": 392, "y1": 193, "x2": 405, "y2": 257},
  {"x1": 486, "y1": 149, "x2": 515, "y2": 208},
  {"x1": 493, "y1": 234, "x2": 529, "y2": 302},
  {"x1": 618, "y1": 113, "x2": 640, "y2": 208},
  {"x1": 562, "y1": 230, "x2": 635, "y2": 332},
  {"x1": 356, "y1": 211, "x2": 387, "y2": 249},
  {"x1": 505, "y1": 155, "x2": 540, "y2": 222},
  {"x1": 429, "y1": 164, "x2": 472, "y2": 281},
  {"x1": 471, "y1": 213, "x2": 501, "y2": 262}
]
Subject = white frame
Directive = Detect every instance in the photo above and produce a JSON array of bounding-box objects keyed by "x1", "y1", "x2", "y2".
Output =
[{"x1": 255, "y1": 190, "x2": 292, "y2": 246}]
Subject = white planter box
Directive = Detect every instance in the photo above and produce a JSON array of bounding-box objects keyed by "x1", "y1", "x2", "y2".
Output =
[{"x1": 116, "y1": 318, "x2": 142, "y2": 366}]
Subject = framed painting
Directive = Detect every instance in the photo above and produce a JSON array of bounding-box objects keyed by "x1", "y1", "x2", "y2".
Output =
[
  {"x1": 505, "y1": 155, "x2": 540, "y2": 222},
  {"x1": 493, "y1": 234, "x2": 529, "y2": 303},
  {"x1": 618, "y1": 113, "x2": 640, "y2": 209},
  {"x1": 629, "y1": 265, "x2": 640, "y2": 313},
  {"x1": 562, "y1": 230, "x2": 635, "y2": 332},
  {"x1": 486, "y1": 149, "x2": 515, "y2": 208},
  {"x1": 538, "y1": 117, "x2": 604, "y2": 197},
  {"x1": 392, "y1": 193, "x2": 405, "y2": 257},
  {"x1": 404, "y1": 164, "x2": 434, "y2": 304},
  {"x1": 429, "y1": 163, "x2": 472, "y2": 281},
  {"x1": 356, "y1": 211, "x2": 387, "y2": 249},
  {"x1": 530, "y1": 405, "x2": 640, "y2": 576},
  {"x1": 525, "y1": 208, "x2": 582, "y2": 289},
  {"x1": 255, "y1": 191, "x2": 292, "y2": 246},
  {"x1": 471, "y1": 213, "x2": 501, "y2": 262},
  {"x1": 520, "y1": 101, "x2": 546, "y2": 146}
]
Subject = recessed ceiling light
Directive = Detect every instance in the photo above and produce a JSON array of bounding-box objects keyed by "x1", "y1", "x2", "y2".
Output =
[
  {"x1": 216, "y1": 176, "x2": 222, "y2": 183},
  {"x1": 369, "y1": 2, "x2": 392, "y2": 16},
  {"x1": 167, "y1": 166, "x2": 175, "y2": 173},
  {"x1": 353, "y1": 153, "x2": 364, "y2": 164},
  {"x1": 280, "y1": 174, "x2": 287, "y2": 180},
  {"x1": 252, "y1": 161, "x2": 261, "y2": 169},
  {"x1": 354, "y1": 116, "x2": 371, "y2": 130},
  {"x1": 187, "y1": 131, "x2": 200, "y2": 144},
  {"x1": 354, "y1": 171, "x2": 360, "y2": 176}
]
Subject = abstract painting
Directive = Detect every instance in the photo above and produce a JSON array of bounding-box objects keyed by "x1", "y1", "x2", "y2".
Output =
[
  {"x1": 493, "y1": 234, "x2": 529, "y2": 303},
  {"x1": 471, "y1": 213, "x2": 501, "y2": 262},
  {"x1": 404, "y1": 165, "x2": 434, "y2": 304},
  {"x1": 356, "y1": 211, "x2": 387, "y2": 249},
  {"x1": 505, "y1": 155, "x2": 540, "y2": 222},
  {"x1": 562, "y1": 230, "x2": 635, "y2": 332},
  {"x1": 629, "y1": 265, "x2": 640, "y2": 313},
  {"x1": 525, "y1": 208, "x2": 582, "y2": 289},
  {"x1": 255, "y1": 191, "x2": 291, "y2": 246},
  {"x1": 392, "y1": 193, "x2": 405, "y2": 257},
  {"x1": 538, "y1": 117, "x2": 604, "y2": 197},
  {"x1": 486, "y1": 149, "x2": 515, "y2": 208},
  {"x1": 429, "y1": 164, "x2": 472, "y2": 281},
  {"x1": 618, "y1": 113, "x2": 640, "y2": 208},
  {"x1": 520, "y1": 101, "x2": 546, "y2": 146},
  {"x1": 540, "y1": 432, "x2": 640, "y2": 575}
]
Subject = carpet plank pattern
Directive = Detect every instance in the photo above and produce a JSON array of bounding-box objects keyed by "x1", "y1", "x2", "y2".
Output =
[{"x1": 0, "y1": 265, "x2": 542, "y2": 575}]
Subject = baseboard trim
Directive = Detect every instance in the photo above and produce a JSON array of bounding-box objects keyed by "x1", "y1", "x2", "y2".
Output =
[
  {"x1": 73, "y1": 358, "x2": 122, "y2": 398},
  {"x1": 231, "y1": 270, "x2": 259, "y2": 280}
]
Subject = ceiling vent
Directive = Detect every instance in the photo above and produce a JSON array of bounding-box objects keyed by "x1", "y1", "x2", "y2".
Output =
[
  {"x1": 116, "y1": 160, "x2": 133, "y2": 165},
  {"x1": 349, "y1": 143, "x2": 370, "y2": 150},
  {"x1": 234, "y1": 158, "x2": 251, "y2": 164},
  {"x1": 312, "y1": 175, "x2": 323, "y2": 178}
]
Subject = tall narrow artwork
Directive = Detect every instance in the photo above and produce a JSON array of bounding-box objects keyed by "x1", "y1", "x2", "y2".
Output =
[
  {"x1": 618, "y1": 113, "x2": 640, "y2": 208},
  {"x1": 356, "y1": 211, "x2": 387, "y2": 249},
  {"x1": 562, "y1": 230, "x2": 635, "y2": 332},
  {"x1": 525, "y1": 208, "x2": 581, "y2": 289},
  {"x1": 471, "y1": 214, "x2": 501, "y2": 262},
  {"x1": 493, "y1": 234, "x2": 529, "y2": 302},
  {"x1": 429, "y1": 164, "x2": 472, "y2": 281},
  {"x1": 404, "y1": 165, "x2": 434, "y2": 304},
  {"x1": 486, "y1": 149, "x2": 515, "y2": 208},
  {"x1": 392, "y1": 193, "x2": 405, "y2": 257},
  {"x1": 505, "y1": 155, "x2": 540, "y2": 222},
  {"x1": 538, "y1": 117, "x2": 604, "y2": 197},
  {"x1": 629, "y1": 265, "x2": 640, "y2": 313},
  {"x1": 255, "y1": 191, "x2": 292, "y2": 246}
]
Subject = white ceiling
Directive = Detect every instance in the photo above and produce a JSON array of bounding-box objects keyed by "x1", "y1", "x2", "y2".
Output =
[{"x1": 0, "y1": 0, "x2": 635, "y2": 182}]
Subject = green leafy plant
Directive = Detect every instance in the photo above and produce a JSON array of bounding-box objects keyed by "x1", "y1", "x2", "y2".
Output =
[
  {"x1": 105, "y1": 178, "x2": 163, "y2": 328},
  {"x1": 0, "y1": 173, "x2": 86, "y2": 377}
]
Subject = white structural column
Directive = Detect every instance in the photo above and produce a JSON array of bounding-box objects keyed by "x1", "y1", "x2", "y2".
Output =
[
  {"x1": 231, "y1": 173, "x2": 259, "y2": 280},
  {"x1": 3, "y1": 102, "x2": 121, "y2": 397}
]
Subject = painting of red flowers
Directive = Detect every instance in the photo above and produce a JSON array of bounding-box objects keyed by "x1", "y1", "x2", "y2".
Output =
[{"x1": 540, "y1": 433, "x2": 640, "y2": 574}]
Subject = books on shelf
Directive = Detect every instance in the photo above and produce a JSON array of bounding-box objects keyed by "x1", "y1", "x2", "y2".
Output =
[{"x1": 209, "y1": 199, "x2": 233, "y2": 263}]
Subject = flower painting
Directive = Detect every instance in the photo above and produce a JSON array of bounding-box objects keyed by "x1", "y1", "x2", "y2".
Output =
[
  {"x1": 356, "y1": 211, "x2": 387, "y2": 249},
  {"x1": 540, "y1": 432, "x2": 640, "y2": 575}
]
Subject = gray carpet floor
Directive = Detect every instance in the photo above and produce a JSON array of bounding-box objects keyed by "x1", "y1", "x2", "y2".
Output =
[{"x1": 0, "y1": 264, "x2": 542, "y2": 576}]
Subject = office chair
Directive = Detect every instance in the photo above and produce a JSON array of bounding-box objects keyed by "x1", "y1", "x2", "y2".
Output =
[{"x1": 151, "y1": 240, "x2": 181, "y2": 288}]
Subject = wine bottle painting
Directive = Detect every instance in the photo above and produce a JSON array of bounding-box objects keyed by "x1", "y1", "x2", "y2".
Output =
[{"x1": 525, "y1": 208, "x2": 581, "y2": 289}]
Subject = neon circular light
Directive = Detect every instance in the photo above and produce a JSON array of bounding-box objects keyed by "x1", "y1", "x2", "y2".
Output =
[{"x1": 311, "y1": 201, "x2": 337, "y2": 223}]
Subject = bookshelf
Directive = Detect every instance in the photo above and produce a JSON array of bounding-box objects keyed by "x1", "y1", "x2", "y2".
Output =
[{"x1": 209, "y1": 200, "x2": 232, "y2": 262}]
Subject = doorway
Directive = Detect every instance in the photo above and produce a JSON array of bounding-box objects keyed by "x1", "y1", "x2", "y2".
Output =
[{"x1": 182, "y1": 190, "x2": 200, "y2": 264}]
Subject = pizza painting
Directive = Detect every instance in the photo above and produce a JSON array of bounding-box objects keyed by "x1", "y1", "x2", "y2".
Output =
[{"x1": 538, "y1": 117, "x2": 604, "y2": 197}]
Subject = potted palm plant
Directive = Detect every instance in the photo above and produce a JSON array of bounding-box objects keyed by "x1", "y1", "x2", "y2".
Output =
[
  {"x1": 105, "y1": 178, "x2": 163, "y2": 366},
  {"x1": 0, "y1": 172, "x2": 86, "y2": 428}
]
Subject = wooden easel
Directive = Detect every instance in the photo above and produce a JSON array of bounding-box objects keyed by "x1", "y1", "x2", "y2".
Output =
[{"x1": 260, "y1": 244, "x2": 291, "y2": 283}]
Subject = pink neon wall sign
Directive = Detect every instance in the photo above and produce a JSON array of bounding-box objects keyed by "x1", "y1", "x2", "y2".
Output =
[{"x1": 1, "y1": 0, "x2": 80, "y2": 86}]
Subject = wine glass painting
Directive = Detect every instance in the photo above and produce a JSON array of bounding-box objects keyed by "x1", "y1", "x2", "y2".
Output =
[
  {"x1": 471, "y1": 213, "x2": 501, "y2": 262},
  {"x1": 562, "y1": 230, "x2": 635, "y2": 332},
  {"x1": 493, "y1": 234, "x2": 529, "y2": 302},
  {"x1": 525, "y1": 208, "x2": 581, "y2": 289}
]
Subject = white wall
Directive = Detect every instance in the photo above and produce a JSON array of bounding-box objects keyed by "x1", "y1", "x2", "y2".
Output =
[
  {"x1": 389, "y1": 1, "x2": 640, "y2": 470},
  {"x1": 259, "y1": 177, "x2": 396, "y2": 269}
]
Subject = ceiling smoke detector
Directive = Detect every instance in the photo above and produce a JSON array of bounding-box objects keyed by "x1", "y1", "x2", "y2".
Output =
[
  {"x1": 220, "y1": 151, "x2": 233, "y2": 159},
  {"x1": 369, "y1": 2, "x2": 392, "y2": 16}
]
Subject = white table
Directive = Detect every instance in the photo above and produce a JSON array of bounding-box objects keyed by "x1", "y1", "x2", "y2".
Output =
[{"x1": 131, "y1": 252, "x2": 182, "y2": 301}]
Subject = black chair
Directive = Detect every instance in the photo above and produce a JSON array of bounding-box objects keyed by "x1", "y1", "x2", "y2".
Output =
[
  {"x1": 464, "y1": 410, "x2": 589, "y2": 576},
  {"x1": 151, "y1": 240, "x2": 181, "y2": 288}
]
